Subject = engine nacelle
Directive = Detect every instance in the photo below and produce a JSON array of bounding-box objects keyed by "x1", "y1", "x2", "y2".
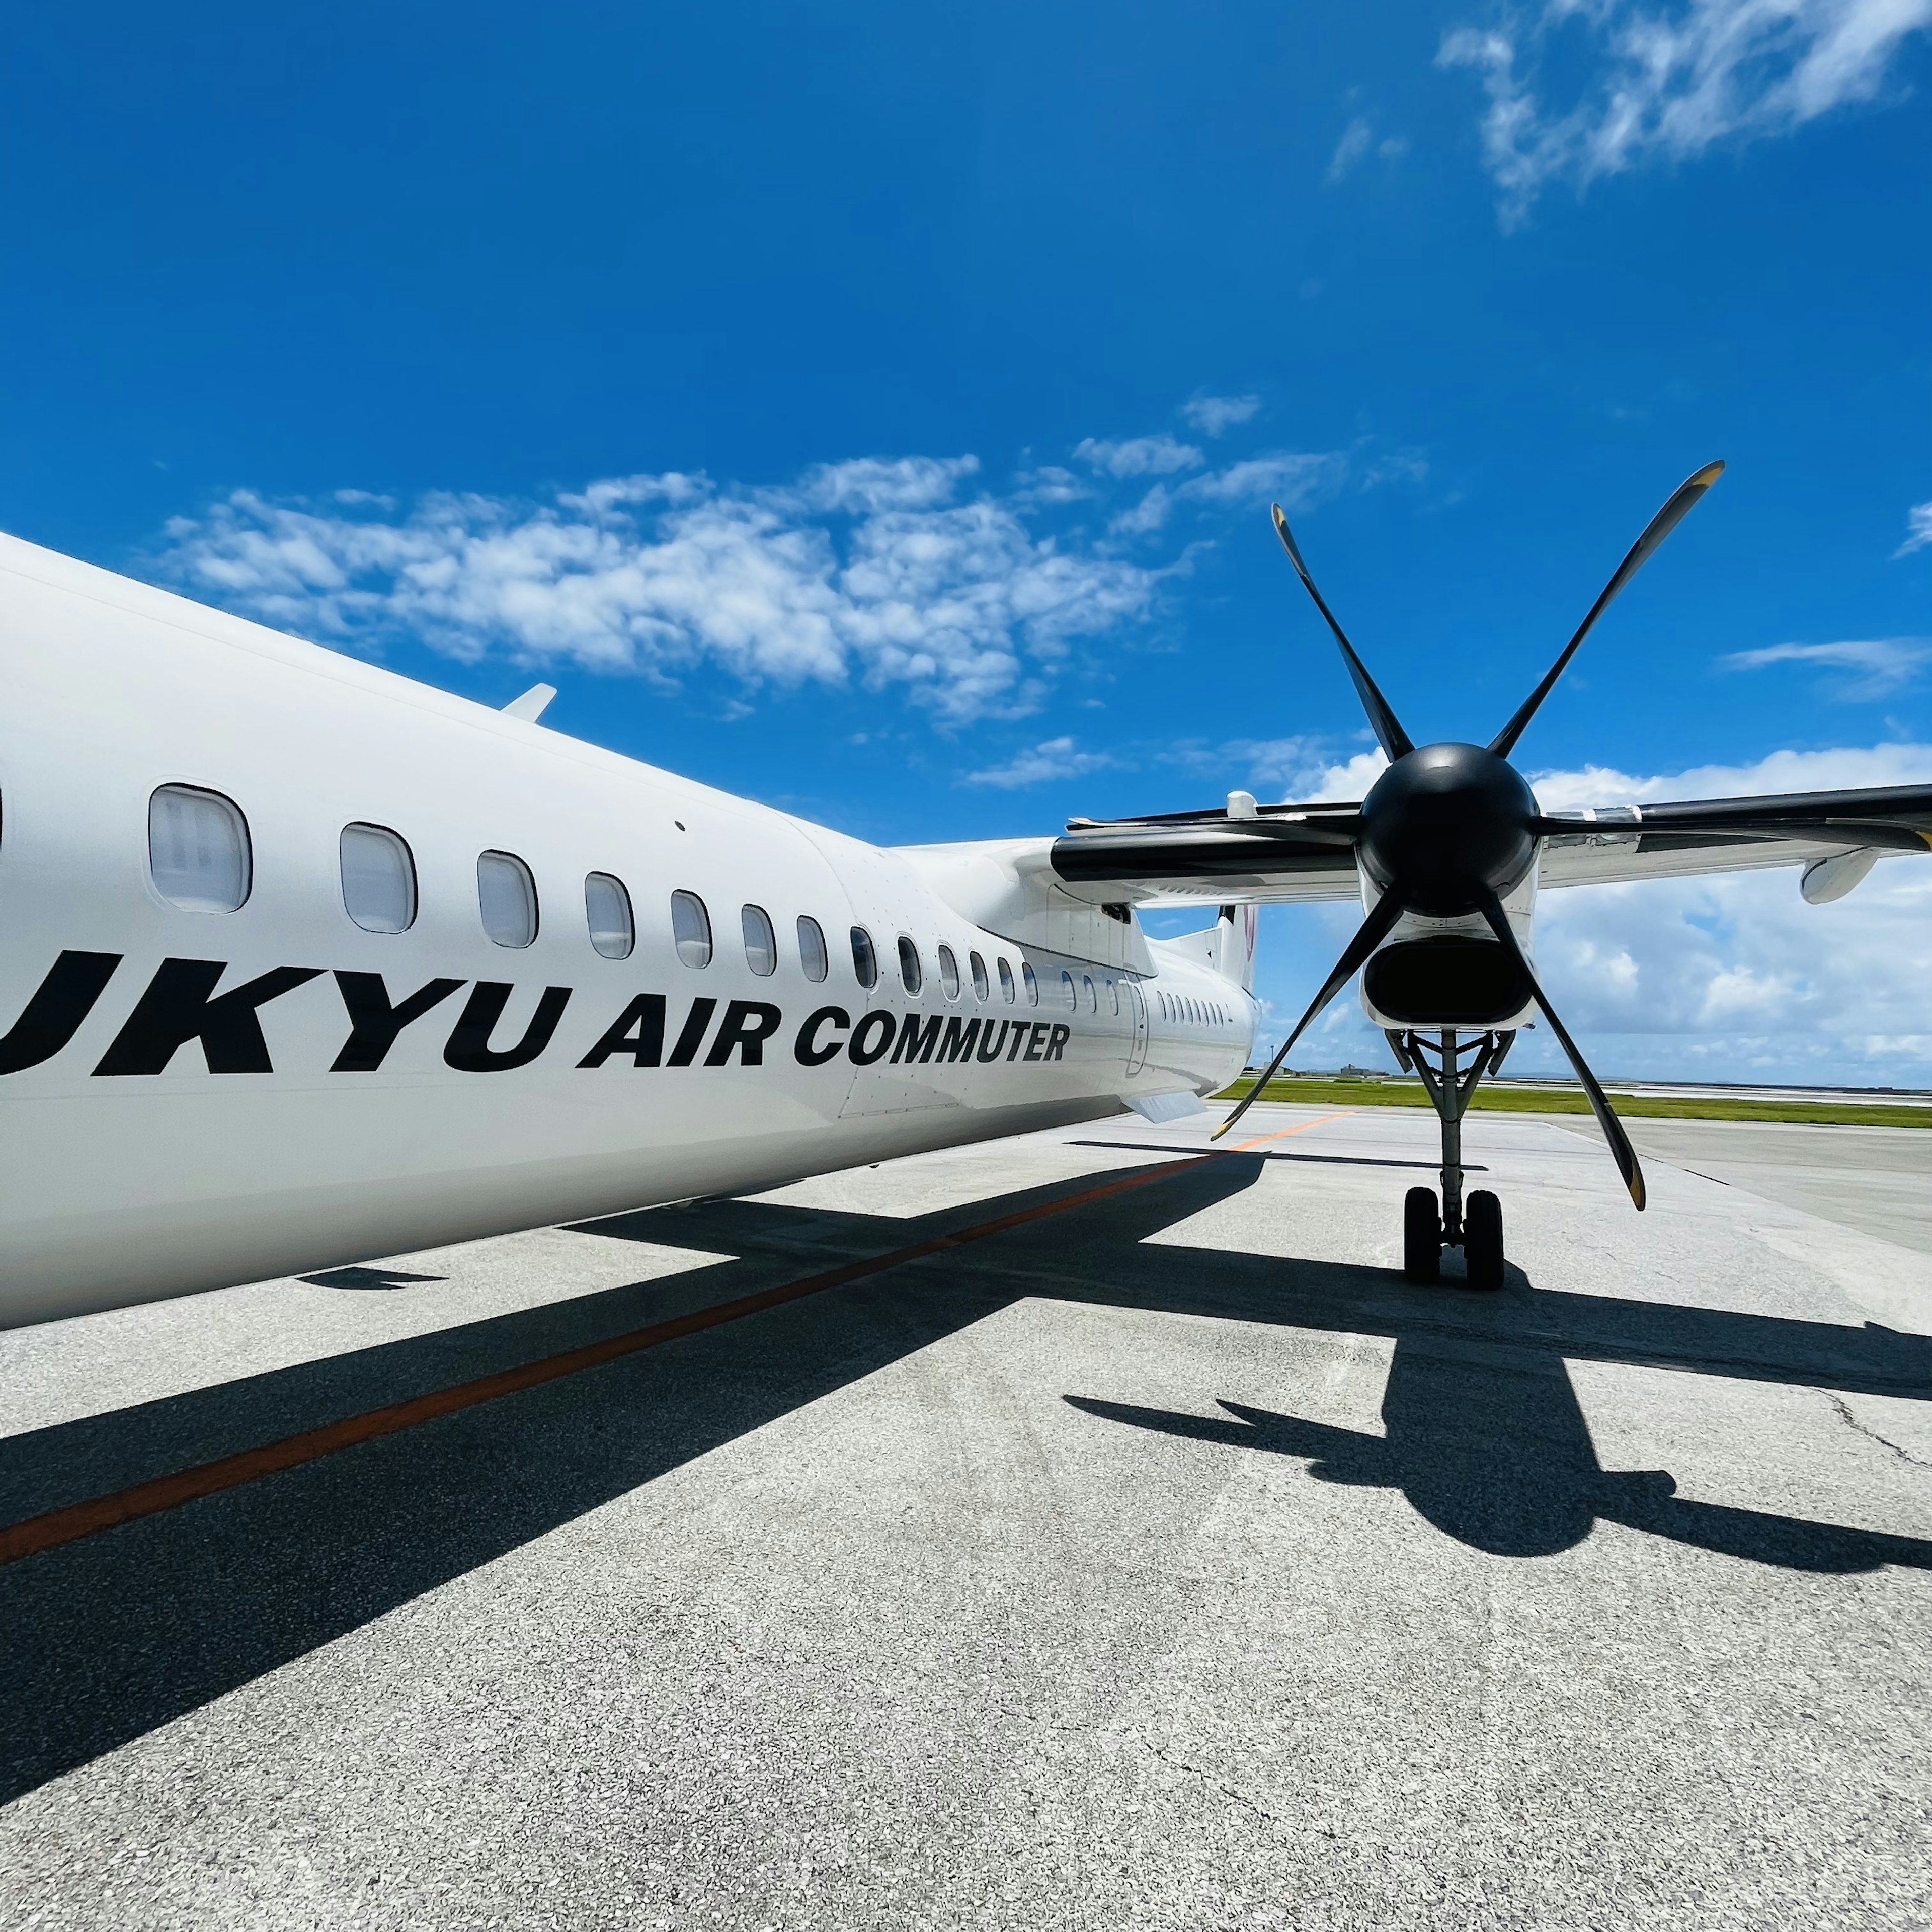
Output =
[{"x1": 1362, "y1": 936, "x2": 1533, "y2": 1028}]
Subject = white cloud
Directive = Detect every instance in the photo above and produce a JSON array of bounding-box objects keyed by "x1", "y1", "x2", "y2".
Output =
[
  {"x1": 1525, "y1": 742, "x2": 1932, "y2": 1074},
  {"x1": 962, "y1": 737, "x2": 1117, "y2": 788},
  {"x1": 1326, "y1": 116, "x2": 1376, "y2": 182},
  {"x1": 1441, "y1": 0, "x2": 1932, "y2": 228},
  {"x1": 157, "y1": 435, "x2": 1421, "y2": 724},
  {"x1": 1180, "y1": 395, "x2": 1262, "y2": 436},
  {"x1": 1182, "y1": 450, "x2": 1353, "y2": 508},
  {"x1": 1526, "y1": 739, "x2": 1932, "y2": 809},
  {"x1": 1109, "y1": 486, "x2": 1176, "y2": 538},
  {"x1": 1073, "y1": 434, "x2": 1204, "y2": 478},
  {"x1": 156, "y1": 459, "x2": 1165, "y2": 726},
  {"x1": 1722, "y1": 636, "x2": 1932, "y2": 697},
  {"x1": 1158, "y1": 735, "x2": 1393, "y2": 800},
  {"x1": 1250, "y1": 743, "x2": 1932, "y2": 1085},
  {"x1": 1898, "y1": 501, "x2": 1932, "y2": 556},
  {"x1": 1326, "y1": 114, "x2": 1410, "y2": 183},
  {"x1": 1104, "y1": 443, "x2": 1379, "y2": 538}
]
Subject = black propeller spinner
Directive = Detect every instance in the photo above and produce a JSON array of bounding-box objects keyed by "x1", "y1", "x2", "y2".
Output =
[{"x1": 1213, "y1": 460, "x2": 1730, "y2": 1212}]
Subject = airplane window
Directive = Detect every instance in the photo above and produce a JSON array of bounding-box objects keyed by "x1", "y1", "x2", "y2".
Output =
[
  {"x1": 584, "y1": 872, "x2": 633, "y2": 959},
  {"x1": 341, "y1": 823, "x2": 416, "y2": 934},
  {"x1": 149, "y1": 784, "x2": 251, "y2": 914},
  {"x1": 1082, "y1": 974, "x2": 1096, "y2": 1012},
  {"x1": 898, "y1": 936, "x2": 923, "y2": 996},
  {"x1": 1022, "y1": 962, "x2": 1038, "y2": 1006},
  {"x1": 798, "y1": 915, "x2": 829, "y2": 983},
  {"x1": 1060, "y1": 970, "x2": 1076, "y2": 1010},
  {"x1": 850, "y1": 925, "x2": 878, "y2": 988},
  {"x1": 671, "y1": 890, "x2": 712, "y2": 968},
  {"x1": 478, "y1": 851, "x2": 538, "y2": 948},
  {"x1": 969, "y1": 951, "x2": 989, "y2": 1001},
  {"x1": 1108, "y1": 980, "x2": 1119, "y2": 1016},
  {"x1": 998, "y1": 958, "x2": 1016, "y2": 1003},
  {"x1": 742, "y1": 904, "x2": 777, "y2": 976},
  {"x1": 937, "y1": 945, "x2": 960, "y2": 1000}
]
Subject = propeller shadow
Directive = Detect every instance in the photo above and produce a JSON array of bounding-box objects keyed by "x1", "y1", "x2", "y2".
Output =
[{"x1": 1068, "y1": 1335, "x2": 1932, "y2": 1573}]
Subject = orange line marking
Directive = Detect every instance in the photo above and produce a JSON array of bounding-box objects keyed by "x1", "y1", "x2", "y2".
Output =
[
  {"x1": 0, "y1": 1112, "x2": 1352, "y2": 1569},
  {"x1": 1230, "y1": 1109, "x2": 1356, "y2": 1151}
]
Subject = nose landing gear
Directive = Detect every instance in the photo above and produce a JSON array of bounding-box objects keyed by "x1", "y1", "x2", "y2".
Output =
[{"x1": 1389, "y1": 1027, "x2": 1512, "y2": 1289}]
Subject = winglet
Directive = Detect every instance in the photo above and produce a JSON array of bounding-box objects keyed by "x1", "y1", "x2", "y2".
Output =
[{"x1": 502, "y1": 684, "x2": 557, "y2": 723}]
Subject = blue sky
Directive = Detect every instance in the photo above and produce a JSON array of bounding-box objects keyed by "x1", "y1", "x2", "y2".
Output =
[{"x1": 4, "y1": 1, "x2": 1928, "y2": 1082}]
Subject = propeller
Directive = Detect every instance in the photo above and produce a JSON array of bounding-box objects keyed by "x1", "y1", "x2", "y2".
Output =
[
  {"x1": 1270, "y1": 504, "x2": 1413, "y2": 761},
  {"x1": 1216, "y1": 463, "x2": 1727, "y2": 1206},
  {"x1": 1490, "y1": 461, "x2": 1725, "y2": 759},
  {"x1": 1475, "y1": 892, "x2": 1645, "y2": 1209},
  {"x1": 1211, "y1": 887, "x2": 1408, "y2": 1142}
]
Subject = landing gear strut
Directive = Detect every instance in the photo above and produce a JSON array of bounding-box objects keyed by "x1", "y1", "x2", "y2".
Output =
[{"x1": 1387, "y1": 1028, "x2": 1513, "y2": 1290}]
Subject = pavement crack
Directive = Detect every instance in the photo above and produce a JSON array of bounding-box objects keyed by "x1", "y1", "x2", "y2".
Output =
[
  {"x1": 1827, "y1": 1394, "x2": 1931, "y2": 1468},
  {"x1": 1139, "y1": 1742, "x2": 1306, "y2": 1832}
]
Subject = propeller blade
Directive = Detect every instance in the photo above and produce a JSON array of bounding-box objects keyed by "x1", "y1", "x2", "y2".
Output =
[
  {"x1": 1476, "y1": 893, "x2": 1646, "y2": 1210},
  {"x1": 1212, "y1": 888, "x2": 1408, "y2": 1142},
  {"x1": 1271, "y1": 503, "x2": 1414, "y2": 762},
  {"x1": 1531, "y1": 816, "x2": 1932, "y2": 854},
  {"x1": 1489, "y1": 461, "x2": 1724, "y2": 760}
]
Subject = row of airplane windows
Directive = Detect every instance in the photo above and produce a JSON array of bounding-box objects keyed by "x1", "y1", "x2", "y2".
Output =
[
  {"x1": 1161, "y1": 991, "x2": 1232, "y2": 1029},
  {"x1": 142, "y1": 784, "x2": 1232, "y2": 1025}
]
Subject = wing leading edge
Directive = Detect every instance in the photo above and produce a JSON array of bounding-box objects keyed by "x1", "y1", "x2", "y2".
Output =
[{"x1": 1050, "y1": 783, "x2": 1932, "y2": 902}]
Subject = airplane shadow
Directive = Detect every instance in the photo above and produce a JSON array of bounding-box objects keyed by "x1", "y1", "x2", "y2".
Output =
[{"x1": 1, "y1": 1151, "x2": 1928, "y2": 1802}]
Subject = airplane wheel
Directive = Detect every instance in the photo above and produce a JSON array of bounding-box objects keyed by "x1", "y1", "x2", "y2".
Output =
[
  {"x1": 1402, "y1": 1187, "x2": 1441, "y2": 1284},
  {"x1": 1463, "y1": 1190, "x2": 1504, "y2": 1290}
]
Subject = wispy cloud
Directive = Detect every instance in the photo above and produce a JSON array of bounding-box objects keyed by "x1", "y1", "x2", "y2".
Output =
[
  {"x1": 1441, "y1": 0, "x2": 1932, "y2": 228},
  {"x1": 1898, "y1": 501, "x2": 1932, "y2": 557},
  {"x1": 157, "y1": 458, "x2": 1166, "y2": 726},
  {"x1": 156, "y1": 426, "x2": 1423, "y2": 726},
  {"x1": 1180, "y1": 395, "x2": 1262, "y2": 436},
  {"x1": 1326, "y1": 116, "x2": 1376, "y2": 182},
  {"x1": 1161, "y1": 735, "x2": 1391, "y2": 799},
  {"x1": 1325, "y1": 117, "x2": 1411, "y2": 184},
  {"x1": 1258, "y1": 742, "x2": 1932, "y2": 1083},
  {"x1": 1110, "y1": 448, "x2": 1370, "y2": 537},
  {"x1": 1073, "y1": 434, "x2": 1204, "y2": 479},
  {"x1": 1723, "y1": 636, "x2": 1932, "y2": 698},
  {"x1": 961, "y1": 736, "x2": 1117, "y2": 788},
  {"x1": 1522, "y1": 742, "x2": 1932, "y2": 1063}
]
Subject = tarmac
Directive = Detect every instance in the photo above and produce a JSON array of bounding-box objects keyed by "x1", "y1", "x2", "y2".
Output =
[{"x1": 2, "y1": 1104, "x2": 1929, "y2": 1930}]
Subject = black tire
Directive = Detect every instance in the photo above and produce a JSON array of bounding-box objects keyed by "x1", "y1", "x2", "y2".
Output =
[
  {"x1": 1402, "y1": 1186, "x2": 1441, "y2": 1283},
  {"x1": 1463, "y1": 1190, "x2": 1504, "y2": 1290}
]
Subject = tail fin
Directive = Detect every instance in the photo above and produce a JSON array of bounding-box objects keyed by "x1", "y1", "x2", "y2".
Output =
[{"x1": 1212, "y1": 903, "x2": 1258, "y2": 994}]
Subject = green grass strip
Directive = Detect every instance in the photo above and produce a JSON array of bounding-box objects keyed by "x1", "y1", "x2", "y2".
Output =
[{"x1": 1211, "y1": 1079, "x2": 1932, "y2": 1128}]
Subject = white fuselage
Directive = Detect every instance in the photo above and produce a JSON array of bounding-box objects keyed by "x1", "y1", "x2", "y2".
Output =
[{"x1": 0, "y1": 534, "x2": 1254, "y2": 1327}]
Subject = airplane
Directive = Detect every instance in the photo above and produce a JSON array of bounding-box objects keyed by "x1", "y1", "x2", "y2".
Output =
[{"x1": 0, "y1": 461, "x2": 1926, "y2": 1328}]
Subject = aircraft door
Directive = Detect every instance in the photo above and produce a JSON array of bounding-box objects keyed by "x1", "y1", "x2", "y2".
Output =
[{"x1": 1125, "y1": 979, "x2": 1148, "y2": 1075}]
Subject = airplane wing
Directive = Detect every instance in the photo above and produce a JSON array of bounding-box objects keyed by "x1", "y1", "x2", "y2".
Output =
[
  {"x1": 1050, "y1": 782, "x2": 1932, "y2": 905},
  {"x1": 1053, "y1": 800, "x2": 1363, "y2": 904},
  {"x1": 1537, "y1": 782, "x2": 1932, "y2": 889}
]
